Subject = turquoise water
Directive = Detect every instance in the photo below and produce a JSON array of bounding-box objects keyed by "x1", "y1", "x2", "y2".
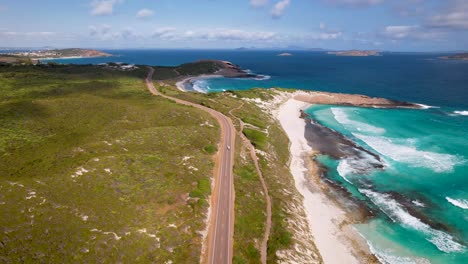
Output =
[
  {"x1": 43, "y1": 50, "x2": 468, "y2": 263},
  {"x1": 306, "y1": 106, "x2": 468, "y2": 263}
]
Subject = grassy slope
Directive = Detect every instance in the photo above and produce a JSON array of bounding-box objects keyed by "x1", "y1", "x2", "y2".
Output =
[
  {"x1": 156, "y1": 82, "x2": 321, "y2": 263},
  {"x1": 0, "y1": 65, "x2": 219, "y2": 263}
]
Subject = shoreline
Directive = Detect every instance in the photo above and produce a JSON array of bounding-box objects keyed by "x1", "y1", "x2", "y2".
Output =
[
  {"x1": 175, "y1": 75, "x2": 224, "y2": 92},
  {"x1": 274, "y1": 93, "x2": 378, "y2": 263}
]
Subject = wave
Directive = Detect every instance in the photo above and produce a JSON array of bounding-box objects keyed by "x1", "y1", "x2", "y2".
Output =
[
  {"x1": 337, "y1": 154, "x2": 385, "y2": 183},
  {"x1": 360, "y1": 189, "x2": 466, "y2": 253},
  {"x1": 412, "y1": 200, "x2": 425, "y2": 207},
  {"x1": 253, "y1": 74, "x2": 271, "y2": 80},
  {"x1": 415, "y1": 104, "x2": 439, "y2": 109},
  {"x1": 331, "y1": 108, "x2": 386, "y2": 134},
  {"x1": 453, "y1": 110, "x2": 468, "y2": 116},
  {"x1": 366, "y1": 242, "x2": 431, "y2": 264},
  {"x1": 352, "y1": 133, "x2": 463, "y2": 173},
  {"x1": 192, "y1": 79, "x2": 210, "y2": 93},
  {"x1": 446, "y1": 197, "x2": 468, "y2": 210},
  {"x1": 244, "y1": 69, "x2": 271, "y2": 80},
  {"x1": 337, "y1": 159, "x2": 353, "y2": 184}
]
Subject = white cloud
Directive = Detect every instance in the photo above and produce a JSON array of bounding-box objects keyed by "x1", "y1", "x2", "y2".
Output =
[
  {"x1": 1, "y1": 31, "x2": 56, "y2": 37},
  {"x1": 429, "y1": 0, "x2": 468, "y2": 30},
  {"x1": 0, "y1": 31, "x2": 56, "y2": 41},
  {"x1": 88, "y1": 26, "x2": 278, "y2": 43},
  {"x1": 325, "y1": 0, "x2": 384, "y2": 7},
  {"x1": 152, "y1": 27, "x2": 178, "y2": 39},
  {"x1": 380, "y1": 25, "x2": 444, "y2": 40},
  {"x1": 121, "y1": 27, "x2": 136, "y2": 39},
  {"x1": 90, "y1": 0, "x2": 122, "y2": 16},
  {"x1": 307, "y1": 31, "x2": 343, "y2": 40},
  {"x1": 151, "y1": 28, "x2": 277, "y2": 42},
  {"x1": 89, "y1": 24, "x2": 114, "y2": 39},
  {"x1": 319, "y1": 22, "x2": 326, "y2": 29},
  {"x1": 250, "y1": 0, "x2": 269, "y2": 7},
  {"x1": 381, "y1": 25, "x2": 418, "y2": 39},
  {"x1": 186, "y1": 29, "x2": 277, "y2": 41},
  {"x1": 271, "y1": 0, "x2": 290, "y2": 18},
  {"x1": 137, "y1": 9, "x2": 154, "y2": 18}
]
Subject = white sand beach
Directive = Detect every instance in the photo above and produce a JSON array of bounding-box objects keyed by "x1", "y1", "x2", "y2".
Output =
[{"x1": 275, "y1": 97, "x2": 370, "y2": 264}]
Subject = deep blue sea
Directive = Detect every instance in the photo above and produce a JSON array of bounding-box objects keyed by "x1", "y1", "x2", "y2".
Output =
[{"x1": 47, "y1": 49, "x2": 468, "y2": 263}]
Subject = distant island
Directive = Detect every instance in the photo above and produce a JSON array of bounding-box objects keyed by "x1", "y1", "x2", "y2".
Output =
[
  {"x1": 328, "y1": 50, "x2": 380, "y2": 57},
  {"x1": 440, "y1": 53, "x2": 468, "y2": 60},
  {"x1": 277, "y1": 53, "x2": 293, "y2": 56}
]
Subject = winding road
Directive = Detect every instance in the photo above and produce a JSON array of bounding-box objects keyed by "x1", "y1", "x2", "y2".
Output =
[{"x1": 145, "y1": 68, "x2": 235, "y2": 264}]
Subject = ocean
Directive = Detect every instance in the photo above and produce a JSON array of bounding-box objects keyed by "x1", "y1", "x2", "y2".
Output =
[{"x1": 47, "y1": 49, "x2": 468, "y2": 263}]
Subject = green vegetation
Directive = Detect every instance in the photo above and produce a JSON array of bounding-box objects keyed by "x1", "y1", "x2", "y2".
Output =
[
  {"x1": 0, "y1": 61, "x2": 320, "y2": 263},
  {"x1": 157, "y1": 84, "x2": 321, "y2": 263},
  {"x1": 0, "y1": 65, "x2": 219, "y2": 263},
  {"x1": 176, "y1": 61, "x2": 224, "y2": 76},
  {"x1": 203, "y1": 144, "x2": 218, "y2": 154},
  {"x1": 0, "y1": 56, "x2": 34, "y2": 65},
  {"x1": 240, "y1": 116, "x2": 268, "y2": 130},
  {"x1": 242, "y1": 128, "x2": 268, "y2": 150},
  {"x1": 232, "y1": 164, "x2": 265, "y2": 264},
  {"x1": 150, "y1": 60, "x2": 227, "y2": 81}
]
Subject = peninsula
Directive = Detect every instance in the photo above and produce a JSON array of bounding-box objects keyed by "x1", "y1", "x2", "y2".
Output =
[{"x1": 4, "y1": 48, "x2": 112, "y2": 60}]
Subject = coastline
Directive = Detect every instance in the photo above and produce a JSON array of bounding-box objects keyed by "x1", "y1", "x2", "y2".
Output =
[
  {"x1": 273, "y1": 92, "x2": 378, "y2": 263},
  {"x1": 175, "y1": 75, "x2": 223, "y2": 92}
]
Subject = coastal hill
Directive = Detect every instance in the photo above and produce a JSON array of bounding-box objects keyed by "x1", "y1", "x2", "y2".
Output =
[
  {"x1": 151, "y1": 60, "x2": 256, "y2": 80},
  {"x1": 441, "y1": 53, "x2": 468, "y2": 60},
  {"x1": 328, "y1": 50, "x2": 380, "y2": 57}
]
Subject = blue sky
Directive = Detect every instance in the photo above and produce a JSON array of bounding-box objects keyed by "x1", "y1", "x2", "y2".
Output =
[{"x1": 0, "y1": 0, "x2": 467, "y2": 51}]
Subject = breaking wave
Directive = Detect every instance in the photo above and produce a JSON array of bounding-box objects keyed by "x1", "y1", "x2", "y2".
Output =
[
  {"x1": 446, "y1": 197, "x2": 468, "y2": 210},
  {"x1": 367, "y1": 242, "x2": 431, "y2": 264},
  {"x1": 360, "y1": 189, "x2": 466, "y2": 253},
  {"x1": 331, "y1": 108, "x2": 386, "y2": 134},
  {"x1": 352, "y1": 133, "x2": 463, "y2": 173},
  {"x1": 415, "y1": 104, "x2": 439, "y2": 109},
  {"x1": 244, "y1": 69, "x2": 271, "y2": 80},
  {"x1": 191, "y1": 79, "x2": 210, "y2": 93},
  {"x1": 453, "y1": 110, "x2": 468, "y2": 116}
]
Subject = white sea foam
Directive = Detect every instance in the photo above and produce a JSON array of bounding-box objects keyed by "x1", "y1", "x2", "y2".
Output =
[
  {"x1": 254, "y1": 74, "x2": 271, "y2": 80},
  {"x1": 360, "y1": 189, "x2": 466, "y2": 253},
  {"x1": 415, "y1": 104, "x2": 439, "y2": 109},
  {"x1": 353, "y1": 133, "x2": 463, "y2": 173},
  {"x1": 337, "y1": 154, "x2": 383, "y2": 183},
  {"x1": 412, "y1": 200, "x2": 425, "y2": 207},
  {"x1": 331, "y1": 108, "x2": 386, "y2": 134},
  {"x1": 367, "y1": 242, "x2": 430, "y2": 264},
  {"x1": 446, "y1": 197, "x2": 468, "y2": 210},
  {"x1": 244, "y1": 69, "x2": 271, "y2": 80},
  {"x1": 192, "y1": 79, "x2": 210, "y2": 93},
  {"x1": 337, "y1": 159, "x2": 353, "y2": 184},
  {"x1": 453, "y1": 110, "x2": 468, "y2": 116}
]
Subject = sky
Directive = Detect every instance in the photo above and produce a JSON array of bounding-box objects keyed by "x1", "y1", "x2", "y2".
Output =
[{"x1": 0, "y1": 0, "x2": 467, "y2": 51}]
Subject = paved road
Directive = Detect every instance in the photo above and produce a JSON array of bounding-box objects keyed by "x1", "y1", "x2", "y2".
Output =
[{"x1": 145, "y1": 68, "x2": 235, "y2": 264}]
